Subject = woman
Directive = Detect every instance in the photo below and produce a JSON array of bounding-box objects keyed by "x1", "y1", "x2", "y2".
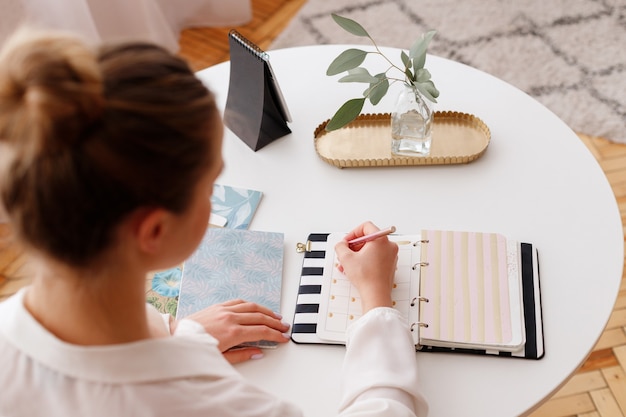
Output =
[{"x1": 0, "y1": 28, "x2": 427, "y2": 416}]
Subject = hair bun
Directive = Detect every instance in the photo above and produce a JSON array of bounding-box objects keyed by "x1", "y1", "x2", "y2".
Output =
[{"x1": 0, "y1": 27, "x2": 104, "y2": 156}]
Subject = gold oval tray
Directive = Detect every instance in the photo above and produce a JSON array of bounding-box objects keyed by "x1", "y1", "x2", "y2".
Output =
[{"x1": 313, "y1": 111, "x2": 490, "y2": 168}]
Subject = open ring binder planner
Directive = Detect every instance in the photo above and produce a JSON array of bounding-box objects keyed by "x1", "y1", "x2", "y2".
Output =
[
  {"x1": 292, "y1": 230, "x2": 544, "y2": 360},
  {"x1": 224, "y1": 30, "x2": 292, "y2": 151}
]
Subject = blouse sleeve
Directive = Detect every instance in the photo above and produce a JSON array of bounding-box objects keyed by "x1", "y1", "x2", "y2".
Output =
[{"x1": 338, "y1": 307, "x2": 429, "y2": 417}]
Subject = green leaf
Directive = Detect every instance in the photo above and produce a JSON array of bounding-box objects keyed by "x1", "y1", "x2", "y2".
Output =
[
  {"x1": 405, "y1": 67, "x2": 415, "y2": 82},
  {"x1": 409, "y1": 30, "x2": 436, "y2": 71},
  {"x1": 325, "y1": 98, "x2": 366, "y2": 131},
  {"x1": 367, "y1": 76, "x2": 389, "y2": 105},
  {"x1": 421, "y1": 80, "x2": 440, "y2": 99},
  {"x1": 400, "y1": 50, "x2": 411, "y2": 69},
  {"x1": 414, "y1": 68, "x2": 432, "y2": 83},
  {"x1": 412, "y1": 81, "x2": 438, "y2": 103},
  {"x1": 338, "y1": 67, "x2": 380, "y2": 83},
  {"x1": 327, "y1": 49, "x2": 368, "y2": 76},
  {"x1": 413, "y1": 51, "x2": 426, "y2": 73},
  {"x1": 331, "y1": 14, "x2": 371, "y2": 38},
  {"x1": 409, "y1": 30, "x2": 436, "y2": 60}
]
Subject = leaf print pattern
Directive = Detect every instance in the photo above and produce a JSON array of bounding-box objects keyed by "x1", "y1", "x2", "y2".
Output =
[
  {"x1": 176, "y1": 228, "x2": 284, "y2": 319},
  {"x1": 146, "y1": 184, "x2": 263, "y2": 314},
  {"x1": 210, "y1": 184, "x2": 262, "y2": 229}
]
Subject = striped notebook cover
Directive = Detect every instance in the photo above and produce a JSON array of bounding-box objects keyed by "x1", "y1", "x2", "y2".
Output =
[{"x1": 291, "y1": 231, "x2": 544, "y2": 360}]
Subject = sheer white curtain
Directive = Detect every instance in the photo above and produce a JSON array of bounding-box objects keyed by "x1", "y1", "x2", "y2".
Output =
[{"x1": 0, "y1": 0, "x2": 252, "y2": 52}]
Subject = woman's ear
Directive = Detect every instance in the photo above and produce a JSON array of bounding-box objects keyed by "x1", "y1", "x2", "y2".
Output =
[{"x1": 133, "y1": 208, "x2": 171, "y2": 255}]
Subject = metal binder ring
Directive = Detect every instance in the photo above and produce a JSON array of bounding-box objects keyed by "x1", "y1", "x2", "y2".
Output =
[
  {"x1": 412, "y1": 262, "x2": 429, "y2": 270},
  {"x1": 410, "y1": 296, "x2": 429, "y2": 307},
  {"x1": 410, "y1": 322, "x2": 429, "y2": 332}
]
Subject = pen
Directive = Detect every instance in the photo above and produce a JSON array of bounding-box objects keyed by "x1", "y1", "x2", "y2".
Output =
[{"x1": 348, "y1": 226, "x2": 396, "y2": 249}]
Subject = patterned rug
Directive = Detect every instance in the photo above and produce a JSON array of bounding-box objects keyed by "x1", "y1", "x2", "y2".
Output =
[{"x1": 271, "y1": 0, "x2": 626, "y2": 144}]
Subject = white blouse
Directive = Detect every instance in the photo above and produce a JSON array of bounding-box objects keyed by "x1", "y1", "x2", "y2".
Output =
[{"x1": 0, "y1": 288, "x2": 427, "y2": 416}]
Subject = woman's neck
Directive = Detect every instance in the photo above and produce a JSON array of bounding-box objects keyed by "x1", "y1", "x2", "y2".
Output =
[{"x1": 23, "y1": 257, "x2": 153, "y2": 346}]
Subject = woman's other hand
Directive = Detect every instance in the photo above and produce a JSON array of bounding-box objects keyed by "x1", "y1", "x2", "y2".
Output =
[{"x1": 179, "y1": 299, "x2": 290, "y2": 363}]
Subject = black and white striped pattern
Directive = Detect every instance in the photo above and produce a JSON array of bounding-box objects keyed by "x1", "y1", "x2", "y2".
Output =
[{"x1": 291, "y1": 234, "x2": 344, "y2": 345}]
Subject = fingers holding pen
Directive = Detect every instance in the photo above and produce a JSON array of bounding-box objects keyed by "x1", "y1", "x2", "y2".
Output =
[
  {"x1": 335, "y1": 222, "x2": 397, "y2": 267},
  {"x1": 334, "y1": 222, "x2": 399, "y2": 313},
  {"x1": 342, "y1": 221, "x2": 381, "y2": 244}
]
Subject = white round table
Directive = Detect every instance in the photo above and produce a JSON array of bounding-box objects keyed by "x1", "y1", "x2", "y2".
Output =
[{"x1": 195, "y1": 45, "x2": 623, "y2": 417}]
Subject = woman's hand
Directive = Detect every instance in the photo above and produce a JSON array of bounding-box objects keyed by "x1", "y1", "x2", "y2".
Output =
[
  {"x1": 178, "y1": 299, "x2": 290, "y2": 364},
  {"x1": 334, "y1": 221, "x2": 399, "y2": 313}
]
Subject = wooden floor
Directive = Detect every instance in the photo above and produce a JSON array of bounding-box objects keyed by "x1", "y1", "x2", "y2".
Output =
[
  {"x1": 1, "y1": 0, "x2": 625, "y2": 415},
  {"x1": 178, "y1": 0, "x2": 308, "y2": 71}
]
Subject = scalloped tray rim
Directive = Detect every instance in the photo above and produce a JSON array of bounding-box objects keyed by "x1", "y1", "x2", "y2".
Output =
[{"x1": 313, "y1": 111, "x2": 491, "y2": 168}]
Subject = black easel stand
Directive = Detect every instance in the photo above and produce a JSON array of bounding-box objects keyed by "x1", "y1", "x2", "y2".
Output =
[{"x1": 224, "y1": 31, "x2": 291, "y2": 151}]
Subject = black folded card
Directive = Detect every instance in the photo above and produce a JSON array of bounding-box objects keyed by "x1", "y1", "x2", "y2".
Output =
[{"x1": 224, "y1": 30, "x2": 292, "y2": 151}]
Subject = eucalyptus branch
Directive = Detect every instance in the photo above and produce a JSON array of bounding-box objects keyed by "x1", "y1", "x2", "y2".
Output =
[
  {"x1": 325, "y1": 14, "x2": 439, "y2": 131},
  {"x1": 370, "y1": 42, "x2": 405, "y2": 74}
]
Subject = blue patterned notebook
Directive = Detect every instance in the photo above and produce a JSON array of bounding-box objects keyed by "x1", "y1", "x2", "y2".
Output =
[
  {"x1": 211, "y1": 184, "x2": 263, "y2": 230},
  {"x1": 147, "y1": 184, "x2": 263, "y2": 315},
  {"x1": 176, "y1": 228, "x2": 284, "y2": 346}
]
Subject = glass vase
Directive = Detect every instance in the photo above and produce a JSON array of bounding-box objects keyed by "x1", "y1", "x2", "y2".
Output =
[{"x1": 391, "y1": 84, "x2": 433, "y2": 156}]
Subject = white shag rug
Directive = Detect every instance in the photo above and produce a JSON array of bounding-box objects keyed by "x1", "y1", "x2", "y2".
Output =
[{"x1": 271, "y1": 0, "x2": 626, "y2": 144}]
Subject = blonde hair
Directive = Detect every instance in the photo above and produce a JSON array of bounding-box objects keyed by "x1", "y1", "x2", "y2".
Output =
[{"x1": 0, "y1": 28, "x2": 219, "y2": 266}]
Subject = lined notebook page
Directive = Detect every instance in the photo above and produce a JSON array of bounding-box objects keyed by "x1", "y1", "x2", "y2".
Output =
[
  {"x1": 418, "y1": 230, "x2": 524, "y2": 350},
  {"x1": 316, "y1": 233, "x2": 421, "y2": 342}
]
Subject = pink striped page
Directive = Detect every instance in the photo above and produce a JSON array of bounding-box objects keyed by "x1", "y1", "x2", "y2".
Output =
[{"x1": 419, "y1": 230, "x2": 513, "y2": 347}]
